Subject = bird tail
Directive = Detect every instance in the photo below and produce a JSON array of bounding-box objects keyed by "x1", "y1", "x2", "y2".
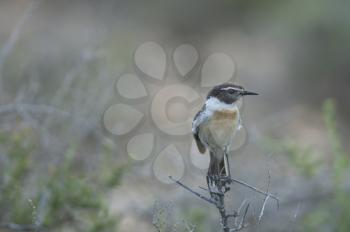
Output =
[{"x1": 208, "y1": 150, "x2": 226, "y2": 177}]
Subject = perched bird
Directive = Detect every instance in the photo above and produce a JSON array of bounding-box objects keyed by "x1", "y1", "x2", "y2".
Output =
[{"x1": 192, "y1": 83, "x2": 258, "y2": 178}]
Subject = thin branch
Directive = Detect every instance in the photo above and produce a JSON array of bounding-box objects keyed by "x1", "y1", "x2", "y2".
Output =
[
  {"x1": 234, "y1": 199, "x2": 247, "y2": 229},
  {"x1": 230, "y1": 177, "x2": 279, "y2": 209},
  {"x1": 293, "y1": 203, "x2": 301, "y2": 219},
  {"x1": 231, "y1": 203, "x2": 250, "y2": 232},
  {"x1": 169, "y1": 176, "x2": 217, "y2": 205},
  {"x1": 258, "y1": 195, "x2": 270, "y2": 223},
  {"x1": 258, "y1": 171, "x2": 271, "y2": 223},
  {"x1": 240, "y1": 203, "x2": 250, "y2": 229}
]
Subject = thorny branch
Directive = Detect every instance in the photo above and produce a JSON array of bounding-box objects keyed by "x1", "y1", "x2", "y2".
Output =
[{"x1": 169, "y1": 160, "x2": 279, "y2": 232}]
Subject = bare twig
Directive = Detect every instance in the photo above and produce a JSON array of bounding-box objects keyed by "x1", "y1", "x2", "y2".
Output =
[
  {"x1": 258, "y1": 171, "x2": 272, "y2": 223},
  {"x1": 234, "y1": 199, "x2": 247, "y2": 227},
  {"x1": 293, "y1": 203, "x2": 301, "y2": 219},
  {"x1": 169, "y1": 176, "x2": 217, "y2": 205},
  {"x1": 170, "y1": 175, "x2": 249, "y2": 232},
  {"x1": 229, "y1": 177, "x2": 279, "y2": 209},
  {"x1": 258, "y1": 195, "x2": 270, "y2": 223},
  {"x1": 169, "y1": 153, "x2": 279, "y2": 231},
  {"x1": 231, "y1": 203, "x2": 249, "y2": 232}
]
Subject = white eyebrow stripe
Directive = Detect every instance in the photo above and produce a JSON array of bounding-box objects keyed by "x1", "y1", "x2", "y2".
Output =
[{"x1": 221, "y1": 87, "x2": 242, "y2": 91}]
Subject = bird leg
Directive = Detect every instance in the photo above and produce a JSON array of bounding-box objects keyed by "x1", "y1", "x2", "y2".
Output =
[
  {"x1": 224, "y1": 147, "x2": 231, "y2": 181},
  {"x1": 206, "y1": 175, "x2": 213, "y2": 194}
]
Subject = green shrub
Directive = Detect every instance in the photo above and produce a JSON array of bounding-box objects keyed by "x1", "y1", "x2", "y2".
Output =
[
  {"x1": 303, "y1": 99, "x2": 350, "y2": 232},
  {"x1": 0, "y1": 129, "x2": 123, "y2": 231}
]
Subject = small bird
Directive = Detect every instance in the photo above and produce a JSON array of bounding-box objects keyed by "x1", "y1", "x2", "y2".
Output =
[{"x1": 192, "y1": 83, "x2": 258, "y2": 179}]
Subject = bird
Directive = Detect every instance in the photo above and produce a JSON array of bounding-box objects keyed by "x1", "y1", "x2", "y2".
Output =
[{"x1": 192, "y1": 83, "x2": 258, "y2": 179}]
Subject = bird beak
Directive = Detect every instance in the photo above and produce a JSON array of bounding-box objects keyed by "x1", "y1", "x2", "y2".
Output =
[{"x1": 241, "y1": 90, "x2": 259, "y2": 96}]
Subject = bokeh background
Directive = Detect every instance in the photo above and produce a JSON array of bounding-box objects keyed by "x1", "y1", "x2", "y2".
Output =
[{"x1": 0, "y1": 0, "x2": 350, "y2": 231}]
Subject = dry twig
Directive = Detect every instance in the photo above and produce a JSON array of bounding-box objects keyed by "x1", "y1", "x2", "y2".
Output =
[{"x1": 169, "y1": 156, "x2": 279, "y2": 231}]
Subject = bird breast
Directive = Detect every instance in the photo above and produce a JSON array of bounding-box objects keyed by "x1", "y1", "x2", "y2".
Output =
[{"x1": 207, "y1": 109, "x2": 239, "y2": 148}]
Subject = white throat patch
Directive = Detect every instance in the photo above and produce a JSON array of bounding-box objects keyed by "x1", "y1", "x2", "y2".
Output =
[{"x1": 205, "y1": 97, "x2": 237, "y2": 112}]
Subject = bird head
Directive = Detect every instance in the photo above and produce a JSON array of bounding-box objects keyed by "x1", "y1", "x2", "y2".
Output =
[{"x1": 206, "y1": 83, "x2": 258, "y2": 104}]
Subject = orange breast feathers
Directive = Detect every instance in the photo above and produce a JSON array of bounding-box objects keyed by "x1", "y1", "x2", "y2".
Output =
[
  {"x1": 207, "y1": 109, "x2": 239, "y2": 147},
  {"x1": 212, "y1": 109, "x2": 238, "y2": 120}
]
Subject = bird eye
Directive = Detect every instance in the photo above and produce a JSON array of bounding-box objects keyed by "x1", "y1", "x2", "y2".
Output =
[{"x1": 228, "y1": 89, "x2": 235, "y2": 94}]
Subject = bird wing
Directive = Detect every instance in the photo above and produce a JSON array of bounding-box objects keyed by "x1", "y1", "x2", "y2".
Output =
[{"x1": 192, "y1": 106, "x2": 208, "y2": 154}]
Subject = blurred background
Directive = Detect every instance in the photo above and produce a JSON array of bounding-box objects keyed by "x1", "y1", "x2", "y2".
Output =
[{"x1": 0, "y1": 0, "x2": 350, "y2": 231}]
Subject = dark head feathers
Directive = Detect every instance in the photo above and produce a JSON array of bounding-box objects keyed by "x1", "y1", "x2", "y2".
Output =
[{"x1": 206, "y1": 83, "x2": 244, "y2": 104}]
